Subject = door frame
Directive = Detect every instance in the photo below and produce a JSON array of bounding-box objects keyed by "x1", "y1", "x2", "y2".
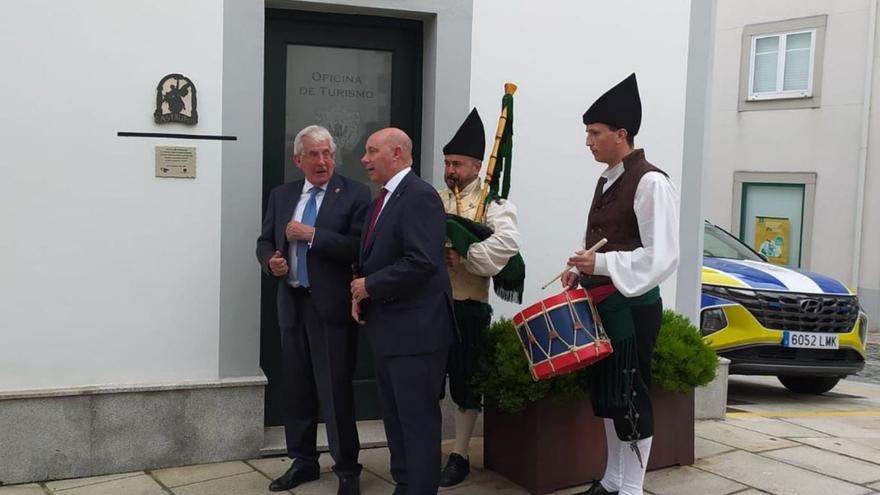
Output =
[
  {"x1": 260, "y1": 8, "x2": 424, "y2": 425},
  {"x1": 263, "y1": 0, "x2": 474, "y2": 188},
  {"x1": 263, "y1": 8, "x2": 423, "y2": 194},
  {"x1": 732, "y1": 171, "x2": 816, "y2": 268}
]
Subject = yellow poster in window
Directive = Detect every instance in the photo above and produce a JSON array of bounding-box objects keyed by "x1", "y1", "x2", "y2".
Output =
[{"x1": 754, "y1": 216, "x2": 790, "y2": 265}]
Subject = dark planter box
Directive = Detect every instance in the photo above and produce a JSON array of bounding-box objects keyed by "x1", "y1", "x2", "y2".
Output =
[{"x1": 484, "y1": 387, "x2": 695, "y2": 495}]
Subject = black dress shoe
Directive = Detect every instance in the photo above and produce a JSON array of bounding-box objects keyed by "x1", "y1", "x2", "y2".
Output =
[
  {"x1": 574, "y1": 480, "x2": 618, "y2": 495},
  {"x1": 268, "y1": 461, "x2": 320, "y2": 492},
  {"x1": 438, "y1": 452, "x2": 470, "y2": 487},
  {"x1": 392, "y1": 483, "x2": 407, "y2": 495},
  {"x1": 336, "y1": 474, "x2": 360, "y2": 495}
]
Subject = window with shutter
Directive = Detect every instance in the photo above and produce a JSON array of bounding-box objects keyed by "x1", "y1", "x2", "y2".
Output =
[{"x1": 748, "y1": 29, "x2": 816, "y2": 100}]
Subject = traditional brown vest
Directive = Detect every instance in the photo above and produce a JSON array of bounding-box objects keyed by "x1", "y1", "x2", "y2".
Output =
[{"x1": 582, "y1": 149, "x2": 667, "y2": 288}]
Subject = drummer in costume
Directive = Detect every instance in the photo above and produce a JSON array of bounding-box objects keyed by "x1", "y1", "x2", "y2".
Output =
[
  {"x1": 438, "y1": 108, "x2": 521, "y2": 487},
  {"x1": 563, "y1": 73, "x2": 679, "y2": 495}
]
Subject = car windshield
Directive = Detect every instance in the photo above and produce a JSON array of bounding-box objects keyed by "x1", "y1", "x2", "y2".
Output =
[{"x1": 703, "y1": 223, "x2": 764, "y2": 261}]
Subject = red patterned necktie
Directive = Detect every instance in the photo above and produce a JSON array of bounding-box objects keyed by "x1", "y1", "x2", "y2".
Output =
[{"x1": 365, "y1": 187, "x2": 388, "y2": 243}]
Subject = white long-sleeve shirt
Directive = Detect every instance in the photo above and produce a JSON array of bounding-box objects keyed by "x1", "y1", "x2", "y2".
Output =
[
  {"x1": 463, "y1": 199, "x2": 521, "y2": 277},
  {"x1": 591, "y1": 162, "x2": 680, "y2": 297}
]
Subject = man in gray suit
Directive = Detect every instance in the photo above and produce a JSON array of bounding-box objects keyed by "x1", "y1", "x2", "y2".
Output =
[{"x1": 257, "y1": 125, "x2": 371, "y2": 495}]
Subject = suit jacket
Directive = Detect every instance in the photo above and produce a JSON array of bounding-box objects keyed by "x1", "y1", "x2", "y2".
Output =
[
  {"x1": 257, "y1": 173, "x2": 371, "y2": 326},
  {"x1": 359, "y1": 170, "x2": 455, "y2": 356}
]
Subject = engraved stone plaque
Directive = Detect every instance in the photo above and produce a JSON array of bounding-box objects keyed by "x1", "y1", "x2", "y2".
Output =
[{"x1": 155, "y1": 146, "x2": 196, "y2": 178}]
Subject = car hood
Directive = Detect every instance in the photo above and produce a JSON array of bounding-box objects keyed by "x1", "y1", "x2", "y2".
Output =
[{"x1": 702, "y1": 257, "x2": 853, "y2": 296}]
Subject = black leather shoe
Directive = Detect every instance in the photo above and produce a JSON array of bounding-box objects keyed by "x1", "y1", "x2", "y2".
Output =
[
  {"x1": 336, "y1": 474, "x2": 360, "y2": 495},
  {"x1": 268, "y1": 461, "x2": 320, "y2": 491},
  {"x1": 438, "y1": 452, "x2": 470, "y2": 487},
  {"x1": 392, "y1": 484, "x2": 407, "y2": 495},
  {"x1": 574, "y1": 480, "x2": 618, "y2": 495}
]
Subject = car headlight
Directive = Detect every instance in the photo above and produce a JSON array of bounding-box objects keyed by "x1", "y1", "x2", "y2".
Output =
[
  {"x1": 859, "y1": 313, "x2": 869, "y2": 344},
  {"x1": 700, "y1": 308, "x2": 728, "y2": 337}
]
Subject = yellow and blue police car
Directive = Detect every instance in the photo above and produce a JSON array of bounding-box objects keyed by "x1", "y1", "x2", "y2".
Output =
[{"x1": 701, "y1": 222, "x2": 868, "y2": 394}]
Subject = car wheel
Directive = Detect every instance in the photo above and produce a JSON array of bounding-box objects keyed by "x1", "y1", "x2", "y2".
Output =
[{"x1": 777, "y1": 375, "x2": 840, "y2": 394}]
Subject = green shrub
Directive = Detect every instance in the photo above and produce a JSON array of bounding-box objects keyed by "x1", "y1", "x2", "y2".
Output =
[
  {"x1": 475, "y1": 310, "x2": 718, "y2": 413},
  {"x1": 473, "y1": 318, "x2": 586, "y2": 414},
  {"x1": 653, "y1": 309, "x2": 718, "y2": 392}
]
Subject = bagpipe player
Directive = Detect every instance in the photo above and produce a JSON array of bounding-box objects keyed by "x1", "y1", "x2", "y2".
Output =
[{"x1": 438, "y1": 108, "x2": 522, "y2": 487}]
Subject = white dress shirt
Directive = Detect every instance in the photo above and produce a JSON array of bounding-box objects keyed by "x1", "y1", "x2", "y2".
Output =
[
  {"x1": 374, "y1": 166, "x2": 412, "y2": 220},
  {"x1": 288, "y1": 179, "x2": 327, "y2": 287}
]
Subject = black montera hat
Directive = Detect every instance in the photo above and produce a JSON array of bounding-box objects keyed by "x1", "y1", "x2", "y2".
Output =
[
  {"x1": 582, "y1": 73, "x2": 642, "y2": 137},
  {"x1": 443, "y1": 108, "x2": 486, "y2": 160}
]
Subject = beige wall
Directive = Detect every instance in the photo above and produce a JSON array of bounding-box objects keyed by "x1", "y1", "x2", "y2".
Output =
[
  {"x1": 707, "y1": 0, "x2": 877, "y2": 310},
  {"x1": 862, "y1": 13, "x2": 880, "y2": 326}
]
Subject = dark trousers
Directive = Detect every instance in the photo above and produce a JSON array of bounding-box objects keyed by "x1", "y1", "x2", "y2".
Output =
[
  {"x1": 373, "y1": 347, "x2": 448, "y2": 494},
  {"x1": 448, "y1": 299, "x2": 491, "y2": 410},
  {"x1": 278, "y1": 285, "x2": 361, "y2": 475},
  {"x1": 608, "y1": 299, "x2": 662, "y2": 440}
]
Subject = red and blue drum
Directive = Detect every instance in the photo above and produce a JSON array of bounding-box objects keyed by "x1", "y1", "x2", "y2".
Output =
[{"x1": 512, "y1": 288, "x2": 612, "y2": 381}]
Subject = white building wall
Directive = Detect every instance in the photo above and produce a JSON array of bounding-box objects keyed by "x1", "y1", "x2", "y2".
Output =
[
  {"x1": 706, "y1": 0, "x2": 873, "y2": 284},
  {"x1": 0, "y1": 0, "x2": 702, "y2": 393},
  {"x1": 467, "y1": 0, "x2": 692, "y2": 316},
  {"x1": 0, "y1": 0, "x2": 227, "y2": 389}
]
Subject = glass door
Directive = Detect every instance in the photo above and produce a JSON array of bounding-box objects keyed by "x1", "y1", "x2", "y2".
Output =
[
  {"x1": 262, "y1": 9, "x2": 423, "y2": 425},
  {"x1": 739, "y1": 183, "x2": 805, "y2": 268}
]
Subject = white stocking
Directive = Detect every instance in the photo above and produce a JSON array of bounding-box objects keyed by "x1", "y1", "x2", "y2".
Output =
[
  {"x1": 600, "y1": 419, "x2": 622, "y2": 492},
  {"x1": 453, "y1": 409, "x2": 479, "y2": 457},
  {"x1": 619, "y1": 436, "x2": 653, "y2": 495}
]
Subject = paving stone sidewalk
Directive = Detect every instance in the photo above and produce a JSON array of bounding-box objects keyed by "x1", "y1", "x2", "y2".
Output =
[{"x1": 5, "y1": 376, "x2": 880, "y2": 495}]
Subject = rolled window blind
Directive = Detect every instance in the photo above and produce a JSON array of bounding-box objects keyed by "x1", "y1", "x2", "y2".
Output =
[
  {"x1": 753, "y1": 36, "x2": 779, "y2": 93},
  {"x1": 783, "y1": 32, "x2": 812, "y2": 91}
]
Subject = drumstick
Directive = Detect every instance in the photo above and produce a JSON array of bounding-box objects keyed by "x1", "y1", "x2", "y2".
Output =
[{"x1": 540, "y1": 238, "x2": 608, "y2": 290}]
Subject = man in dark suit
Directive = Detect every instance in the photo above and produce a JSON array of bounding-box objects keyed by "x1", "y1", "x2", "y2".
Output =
[
  {"x1": 350, "y1": 128, "x2": 455, "y2": 495},
  {"x1": 256, "y1": 125, "x2": 371, "y2": 495}
]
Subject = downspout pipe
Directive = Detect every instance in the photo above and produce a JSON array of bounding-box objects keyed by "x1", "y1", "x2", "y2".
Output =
[{"x1": 853, "y1": 0, "x2": 878, "y2": 289}]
